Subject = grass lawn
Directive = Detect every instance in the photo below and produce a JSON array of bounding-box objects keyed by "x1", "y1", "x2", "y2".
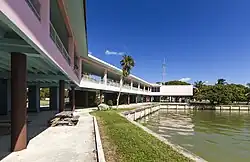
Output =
[
  {"x1": 91, "y1": 110, "x2": 192, "y2": 162},
  {"x1": 40, "y1": 100, "x2": 49, "y2": 106}
]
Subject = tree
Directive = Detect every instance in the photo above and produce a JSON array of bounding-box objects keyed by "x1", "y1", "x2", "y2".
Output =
[
  {"x1": 116, "y1": 55, "x2": 135, "y2": 108},
  {"x1": 194, "y1": 81, "x2": 205, "y2": 90},
  {"x1": 40, "y1": 88, "x2": 49, "y2": 100},
  {"x1": 217, "y1": 78, "x2": 227, "y2": 85},
  {"x1": 164, "y1": 80, "x2": 190, "y2": 85}
]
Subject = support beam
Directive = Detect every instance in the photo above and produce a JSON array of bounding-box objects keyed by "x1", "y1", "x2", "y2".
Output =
[
  {"x1": 28, "y1": 85, "x2": 40, "y2": 112},
  {"x1": 84, "y1": 91, "x2": 89, "y2": 108},
  {"x1": 0, "y1": 38, "x2": 38, "y2": 54},
  {"x1": 50, "y1": 87, "x2": 59, "y2": 111},
  {"x1": 128, "y1": 94, "x2": 130, "y2": 104},
  {"x1": 70, "y1": 87, "x2": 75, "y2": 111},
  {"x1": 11, "y1": 53, "x2": 27, "y2": 152},
  {"x1": 59, "y1": 80, "x2": 65, "y2": 112},
  {"x1": 0, "y1": 72, "x2": 66, "y2": 80},
  {"x1": 0, "y1": 79, "x2": 8, "y2": 115}
]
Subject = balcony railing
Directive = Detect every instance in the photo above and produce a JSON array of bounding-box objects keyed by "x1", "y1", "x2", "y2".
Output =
[
  {"x1": 50, "y1": 23, "x2": 71, "y2": 65},
  {"x1": 26, "y1": 0, "x2": 41, "y2": 20},
  {"x1": 107, "y1": 80, "x2": 120, "y2": 87},
  {"x1": 81, "y1": 75, "x2": 151, "y2": 93},
  {"x1": 123, "y1": 84, "x2": 131, "y2": 90}
]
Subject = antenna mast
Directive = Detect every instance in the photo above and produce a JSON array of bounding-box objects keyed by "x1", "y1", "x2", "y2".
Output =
[{"x1": 162, "y1": 58, "x2": 166, "y2": 83}]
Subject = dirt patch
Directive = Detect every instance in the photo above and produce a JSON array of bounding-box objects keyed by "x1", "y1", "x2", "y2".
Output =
[{"x1": 96, "y1": 117, "x2": 122, "y2": 162}]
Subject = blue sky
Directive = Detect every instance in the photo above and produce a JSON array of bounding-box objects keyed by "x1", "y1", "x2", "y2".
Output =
[{"x1": 86, "y1": 0, "x2": 250, "y2": 85}]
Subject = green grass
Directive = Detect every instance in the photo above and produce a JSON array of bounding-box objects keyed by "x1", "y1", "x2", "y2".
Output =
[
  {"x1": 92, "y1": 110, "x2": 192, "y2": 162},
  {"x1": 40, "y1": 100, "x2": 49, "y2": 106}
]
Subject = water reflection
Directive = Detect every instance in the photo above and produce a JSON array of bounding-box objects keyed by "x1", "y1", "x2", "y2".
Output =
[{"x1": 139, "y1": 109, "x2": 250, "y2": 162}]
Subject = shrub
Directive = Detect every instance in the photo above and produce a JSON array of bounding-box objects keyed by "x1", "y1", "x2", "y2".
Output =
[{"x1": 107, "y1": 100, "x2": 113, "y2": 106}]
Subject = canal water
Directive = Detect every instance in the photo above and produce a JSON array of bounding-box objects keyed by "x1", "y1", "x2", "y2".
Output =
[{"x1": 138, "y1": 109, "x2": 250, "y2": 162}]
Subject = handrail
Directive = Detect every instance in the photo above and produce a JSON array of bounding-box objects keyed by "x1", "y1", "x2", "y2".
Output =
[
  {"x1": 26, "y1": 0, "x2": 41, "y2": 20},
  {"x1": 50, "y1": 23, "x2": 71, "y2": 65}
]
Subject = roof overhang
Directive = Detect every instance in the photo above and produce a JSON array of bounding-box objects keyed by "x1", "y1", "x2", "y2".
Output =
[{"x1": 63, "y1": 0, "x2": 88, "y2": 57}]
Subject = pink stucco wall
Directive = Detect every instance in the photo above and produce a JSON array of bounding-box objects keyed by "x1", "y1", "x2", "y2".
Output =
[{"x1": 0, "y1": 0, "x2": 79, "y2": 84}]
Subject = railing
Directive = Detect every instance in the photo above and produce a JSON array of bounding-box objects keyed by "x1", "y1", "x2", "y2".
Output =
[
  {"x1": 107, "y1": 80, "x2": 120, "y2": 87},
  {"x1": 123, "y1": 84, "x2": 131, "y2": 90},
  {"x1": 26, "y1": 0, "x2": 41, "y2": 20},
  {"x1": 50, "y1": 23, "x2": 71, "y2": 65},
  {"x1": 82, "y1": 75, "x2": 101, "y2": 84},
  {"x1": 132, "y1": 87, "x2": 138, "y2": 91},
  {"x1": 81, "y1": 75, "x2": 152, "y2": 94}
]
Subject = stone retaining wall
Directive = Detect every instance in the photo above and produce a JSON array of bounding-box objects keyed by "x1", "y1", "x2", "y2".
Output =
[{"x1": 123, "y1": 104, "x2": 160, "y2": 121}]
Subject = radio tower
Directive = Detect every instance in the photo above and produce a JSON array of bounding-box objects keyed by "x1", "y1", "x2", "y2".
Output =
[{"x1": 162, "y1": 58, "x2": 166, "y2": 84}]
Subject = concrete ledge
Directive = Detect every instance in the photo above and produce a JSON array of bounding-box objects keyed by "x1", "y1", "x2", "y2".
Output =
[
  {"x1": 121, "y1": 111, "x2": 206, "y2": 162},
  {"x1": 93, "y1": 116, "x2": 106, "y2": 162}
]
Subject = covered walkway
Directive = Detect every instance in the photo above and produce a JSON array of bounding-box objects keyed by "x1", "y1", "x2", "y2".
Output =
[{"x1": 1, "y1": 109, "x2": 96, "y2": 162}]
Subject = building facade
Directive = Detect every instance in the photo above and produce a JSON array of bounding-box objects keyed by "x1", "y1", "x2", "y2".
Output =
[{"x1": 0, "y1": 0, "x2": 192, "y2": 153}]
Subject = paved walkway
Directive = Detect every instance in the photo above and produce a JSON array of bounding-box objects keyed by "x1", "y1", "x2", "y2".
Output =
[{"x1": 1, "y1": 109, "x2": 96, "y2": 162}]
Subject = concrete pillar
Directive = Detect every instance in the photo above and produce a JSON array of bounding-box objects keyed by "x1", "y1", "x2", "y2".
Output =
[
  {"x1": 28, "y1": 85, "x2": 40, "y2": 112},
  {"x1": 144, "y1": 86, "x2": 146, "y2": 92},
  {"x1": 104, "y1": 70, "x2": 107, "y2": 85},
  {"x1": 138, "y1": 83, "x2": 140, "y2": 91},
  {"x1": 59, "y1": 80, "x2": 65, "y2": 112},
  {"x1": 70, "y1": 87, "x2": 75, "y2": 111},
  {"x1": 39, "y1": 0, "x2": 50, "y2": 34},
  {"x1": 0, "y1": 79, "x2": 8, "y2": 115},
  {"x1": 84, "y1": 91, "x2": 89, "y2": 107},
  {"x1": 68, "y1": 37, "x2": 74, "y2": 67},
  {"x1": 130, "y1": 81, "x2": 133, "y2": 90},
  {"x1": 128, "y1": 95, "x2": 130, "y2": 104},
  {"x1": 136, "y1": 95, "x2": 138, "y2": 103},
  {"x1": 11, "y1": 53, "x2": 27, "y2": 152},
  {"x1": 49, "y1": 87, "x2": 59, "y2": 111}
]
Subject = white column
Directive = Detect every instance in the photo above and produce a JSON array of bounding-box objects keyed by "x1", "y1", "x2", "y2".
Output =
[
  {"x1": 144, "y1": 86, "x2": 146, "y2": 92},
  {"x1": 120, "y1": 77, "x2": 123, "y2": 87},
  {"x1": 68, "y1": 37, "x2": 74, "y2": 67},
  {"x1": 104, "y1": 69, "x2": 107, "y2": 85},
  {"x1": 138, "y1": 83, "x2": 140, "y2": 91},
  {"x1": 130, "y1": 81, "x2": 133, "y2": 90},
  {"x1": 39, "y1": 0, "x2": 50, "y2": 34}
]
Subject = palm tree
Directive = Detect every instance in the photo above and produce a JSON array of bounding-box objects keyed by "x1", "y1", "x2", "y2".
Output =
[
  {"x1": 116, "y1": 55, "x2": 135, "y2": 108},
  {"x1": 194, "y1": 81, "x2": 205, "y2": 91},
  {"x1": 217, "y1": 78, "x2": 227, "y2": 85}
]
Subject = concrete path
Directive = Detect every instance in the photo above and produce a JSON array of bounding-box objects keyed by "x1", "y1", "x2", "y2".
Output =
[{"x1": 1, "y1": 109, "x2": 96, "y2": 162}]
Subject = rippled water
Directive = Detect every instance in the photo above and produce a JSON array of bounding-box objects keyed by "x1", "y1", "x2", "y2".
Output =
[{"x1": 139, "y1": 109, "x2": 250, "y2": 162}]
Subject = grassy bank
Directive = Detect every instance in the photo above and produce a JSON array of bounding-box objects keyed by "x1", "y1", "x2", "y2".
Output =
[{"x1": 92, "y1": 110, "x2": 192, "y2": 162}]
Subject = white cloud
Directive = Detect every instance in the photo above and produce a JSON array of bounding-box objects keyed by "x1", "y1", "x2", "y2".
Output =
[
  {"x1": 105, "y1": 50, "x2": 125, "y2": 56},
  {"x1": 179, "y1": 77, "x2": 191, "y2": 82}
]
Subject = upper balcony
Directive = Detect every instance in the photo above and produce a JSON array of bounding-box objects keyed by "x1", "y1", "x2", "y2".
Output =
[{"x1": 80, "y1": 74, "x2": 151, "y2": 95}]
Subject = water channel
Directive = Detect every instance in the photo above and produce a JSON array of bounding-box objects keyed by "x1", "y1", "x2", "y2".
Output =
[{"x1": 138, "y1": 109, "x2": 250, "y2": 162}]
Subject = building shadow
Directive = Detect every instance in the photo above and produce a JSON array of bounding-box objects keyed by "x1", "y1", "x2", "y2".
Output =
[{"x1": 0, "y1": 109, "x2": 56, "y2": 161}]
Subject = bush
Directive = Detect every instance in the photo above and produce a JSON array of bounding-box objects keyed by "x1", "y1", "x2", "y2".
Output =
[{"x1": 107, "y1": 100, "x2": 113, "y2": 106}]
